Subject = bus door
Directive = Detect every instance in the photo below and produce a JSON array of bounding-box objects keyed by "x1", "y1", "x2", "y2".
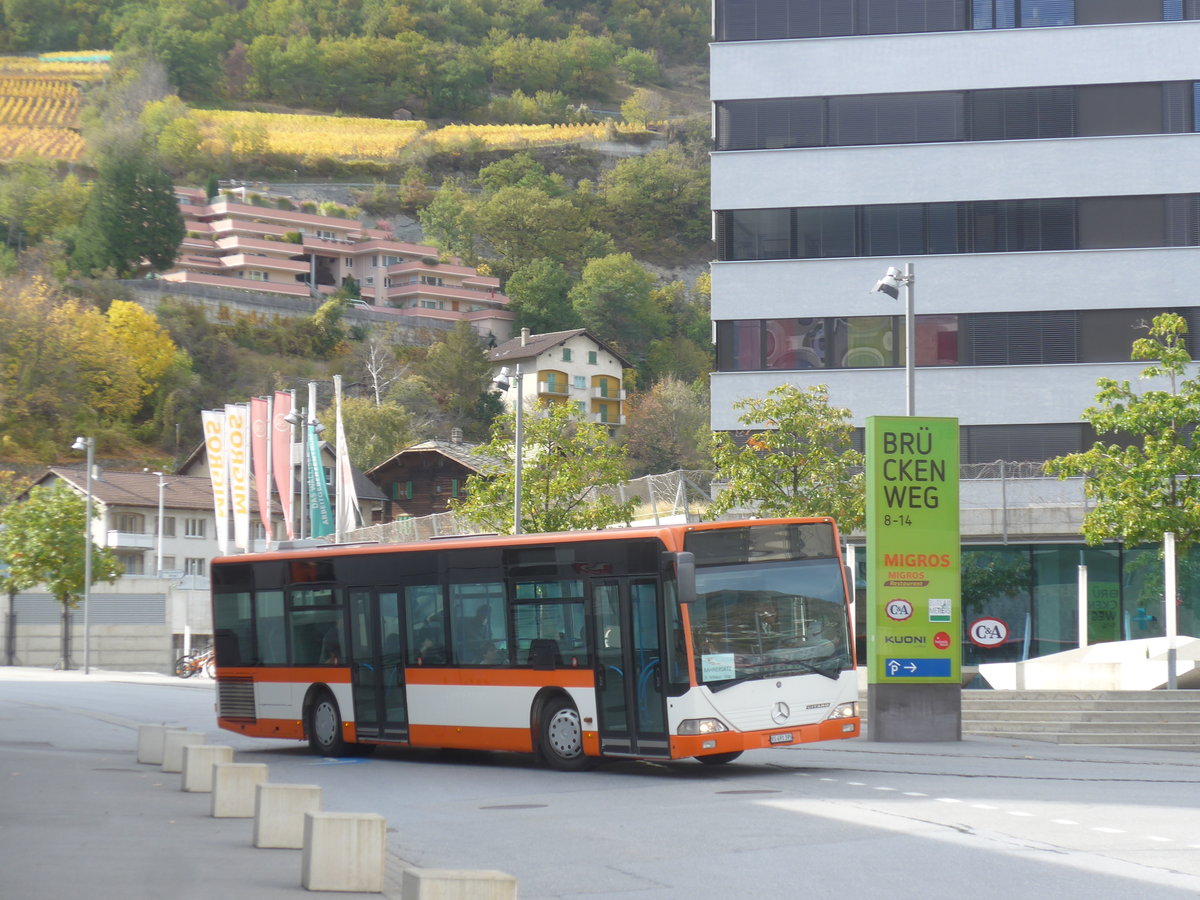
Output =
[
  {"x1": 347, "y1": 588, "x2": 409, "y2": 742},
  {"x1": 591, "y1": 577, "x2": 670, "y2": 757}
]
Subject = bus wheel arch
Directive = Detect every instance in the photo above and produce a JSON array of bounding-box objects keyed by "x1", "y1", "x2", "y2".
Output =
[
  {"x1": 304, "y1": 685, "x2": 348, "y2": 757},
  {"x1": 532, "y1": 689, "x2": 592, "y2": 771}
]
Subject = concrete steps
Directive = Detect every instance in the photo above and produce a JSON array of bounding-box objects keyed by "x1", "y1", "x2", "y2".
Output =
[
  {"x1": 961, "y1": 690, "x2": 1200, "y2": 750},
  {"x1": 860, "y1": 690, "x2": 1200, "y2": 750}
]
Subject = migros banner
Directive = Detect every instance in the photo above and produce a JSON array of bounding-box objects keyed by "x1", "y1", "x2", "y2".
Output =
[{"x1": 866, "y1": 417, "x2": 961, "y2": 685}]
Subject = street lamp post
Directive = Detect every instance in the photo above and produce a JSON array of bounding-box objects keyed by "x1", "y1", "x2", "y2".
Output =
[
  {"x1": 70, "y1": 436, "x2": 94, "y2": 674},
  {"x1": 153, "y1": 472, "x2": 168, "y2": 576},
  {"x1": 871, "y1": 263, "x2": 916, "y2": 416},
  {"x1": 494, "y1": 365, "x2": 524, "y2": 534}
]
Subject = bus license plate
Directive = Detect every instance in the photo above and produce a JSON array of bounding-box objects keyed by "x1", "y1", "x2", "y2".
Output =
[{"x1": 769, "y1": 732, "x2": 794, "y2": 745}]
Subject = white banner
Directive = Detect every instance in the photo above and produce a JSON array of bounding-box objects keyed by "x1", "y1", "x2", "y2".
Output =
[
  {"x1": 226, "y1": 403, "x2": 251, "y2": 552},
  {"x1": 334, "y1": 375, "x2": 361, "y2": 541},
  {"x1": 201, "y1": 409, "x2": 229, "y2": 555}
]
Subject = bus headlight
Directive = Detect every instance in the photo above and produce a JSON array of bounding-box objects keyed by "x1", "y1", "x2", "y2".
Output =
[
  {"x1": 827, "y1": 702, "x2": 858, "y2": 720},
  {"x1": 678, "y1": 717, "x2": 729, "y2": 735}
]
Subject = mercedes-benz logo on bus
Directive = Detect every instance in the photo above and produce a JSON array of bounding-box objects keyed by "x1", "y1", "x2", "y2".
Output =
[{"x1": 771, "y1": 702, "x2": 790, "y2": 724}]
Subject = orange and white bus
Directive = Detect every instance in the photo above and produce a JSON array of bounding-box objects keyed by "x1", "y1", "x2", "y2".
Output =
[{"x1": 210, "y1": 518, "x2": 860, "y2": 769}]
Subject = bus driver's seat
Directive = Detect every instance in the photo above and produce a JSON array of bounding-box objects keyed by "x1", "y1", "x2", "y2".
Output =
[{"x1": 527, "y1": 638, "x2": 562, "y2": 669}]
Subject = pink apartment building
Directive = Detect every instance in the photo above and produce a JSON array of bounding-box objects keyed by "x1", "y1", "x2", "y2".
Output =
[{"x1": 165, "y1": 187, "x2": 514, "y2": 343}]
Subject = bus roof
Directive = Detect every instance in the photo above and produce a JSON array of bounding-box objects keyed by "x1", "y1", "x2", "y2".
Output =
[{"x1": 209, "y1": 517, "x2": 838, "y2": 567}]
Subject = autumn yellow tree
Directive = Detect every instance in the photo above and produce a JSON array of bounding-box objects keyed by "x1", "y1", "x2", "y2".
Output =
[{"x1": 104, "y1": 300, "x2": 179, "y2": 400}]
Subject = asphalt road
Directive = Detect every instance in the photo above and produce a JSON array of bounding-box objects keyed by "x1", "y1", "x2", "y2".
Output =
[{"x1": 2, "y1": 667, "x2": 1199, "y2": 899}]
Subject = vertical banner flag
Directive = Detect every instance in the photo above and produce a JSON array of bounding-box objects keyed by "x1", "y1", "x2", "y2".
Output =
[
  {"x1": 226, "y1": 403, "x2": 252, "y2": 552},
  {"x1": 307, "y1": 382, "x2": 334, "y2": 538},
  {"x1": 334, "y1": 374, "x2": 361, "y2": 541},
  {"x1": 250, "y1": 396, "x2": 272, "y2": 542},
  {"x1": 866, "y1": 416, "x2": 961, "y2": 685},
  {"x1": 272, "y1": 390, "x2": 295, "y2": 541},
  {"x1": 201, "y1": 409, "x2": 229, "y2": 555}
]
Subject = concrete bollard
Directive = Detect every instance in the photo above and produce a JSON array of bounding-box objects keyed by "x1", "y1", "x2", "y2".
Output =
[
  {"x1": 161, "y1": 730, "x2": 207, "y2": 773},
  {"x1": 254, "y1": 783, "x2": 322, "y2": 849},
  {"x1": 301, "y1": 811, "x2": 386, "y2": 893},
  {"x1": 182, "y1": 744, "x2": 234, "y2": 792},
  {"x1": 401, "y1": 869, "x2": 518, "y2": 900},
  {"x1": 211, "y1": 763, "x2": 269, "y2": 818},
  {"x1": 136, "y1": 725, "x2": 172, "y2": 764}
]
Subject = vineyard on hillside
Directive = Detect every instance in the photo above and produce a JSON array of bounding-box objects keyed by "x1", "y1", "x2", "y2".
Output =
[
  {"x1": 0, "y1": 55, "x2": 107, "y2": 162},
  {"x1": 190, "y1": 109, "x2": 651, "y2": 164}
]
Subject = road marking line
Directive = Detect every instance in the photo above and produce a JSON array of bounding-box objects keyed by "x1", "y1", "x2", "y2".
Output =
[
  {"x1": 874, "y1": 786, "x2": 896, "y2": 791},
  {"x1": 1007, "y1": 811, "x2": 1035, "y2": 817},
  {"x1": 1147, "y1": 836, "x2": 1173, "y2": 843},
  {"x1": 972, "y1": 804, "x2": 998, "y2": 810},
  {"x1": 1052, "y1": 819, "x2": 1079, "y2": 826},
  {"x1": 903, "y1": 791, "x2": 927, "y2": 797},
  {"x1": 846, "y1": 781, "x2": 865, "y2": 786},
  {"x1": 936, "y1": 798, "x2": 961, "y2": 804},
  {"x1": 1093, "y1": 827, "x2": 1124, "y2": 834}
]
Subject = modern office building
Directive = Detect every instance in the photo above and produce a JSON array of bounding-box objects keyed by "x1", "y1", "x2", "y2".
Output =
[
  {"x1": 709, "y1": 3, "x2": 1200, "y2": 669},
  {"x1": 711, "y1": 3, "x2": 1200, "y2": 461}
]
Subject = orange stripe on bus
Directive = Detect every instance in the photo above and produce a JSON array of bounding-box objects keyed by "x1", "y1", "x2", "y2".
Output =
[
  {"x1": 408, "y1": 724, "x2": 535, "y2": 754},
  {"x1": 217, "y1": 716, "x2": 306, "y2": 741}
]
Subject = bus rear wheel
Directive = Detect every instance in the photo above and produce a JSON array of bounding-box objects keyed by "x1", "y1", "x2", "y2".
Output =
[
  {"x1": 308, "y1": 690, "x2": 348, "y2": 757},
  {"x1": 696, "y1": 751, "x2": 743, "y2": 765},
  {"x1": 539, "y1": 697, "x2": 592, "y2": 771}
]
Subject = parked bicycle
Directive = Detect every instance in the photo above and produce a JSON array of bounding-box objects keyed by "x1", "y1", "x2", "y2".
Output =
[{"x1": 174, "y1": 646, "x2": 215, "y2": 678}]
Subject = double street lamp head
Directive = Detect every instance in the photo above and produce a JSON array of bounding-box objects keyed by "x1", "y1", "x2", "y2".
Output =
[{"x1": 871, "y1": 266, "x2": 905, "y2": 300}]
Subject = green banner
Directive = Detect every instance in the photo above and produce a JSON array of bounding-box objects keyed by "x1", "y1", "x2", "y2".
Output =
[
  {"x1": 866, "y1": 417, "x2": 960, "y2": 685},
  {"x1": 306, "y1": 427, "x2": 333, "y2": 538}
]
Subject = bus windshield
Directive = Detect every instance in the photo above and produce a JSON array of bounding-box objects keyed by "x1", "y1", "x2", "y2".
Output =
[{"x1": 685, "y1": 524, "x2": 851, "y2": 689}]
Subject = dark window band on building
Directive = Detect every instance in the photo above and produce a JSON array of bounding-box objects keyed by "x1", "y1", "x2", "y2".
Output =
[
  {"x1": 714, "y1": 307, "x2": 1200, "y2": 372},
  {"x1": 715, "y1": 82, "x2": 1198, "y2": 152},
  {"x1": 716, "y1": 193, "x2": 1200, "y2": 261},
  {"x1": 716, "y1": 0, "x2": 1197, "y2": 42}
]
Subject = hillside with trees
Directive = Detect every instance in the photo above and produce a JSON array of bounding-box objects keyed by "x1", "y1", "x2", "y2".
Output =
[{"x1": 0, "y1": 1, "x2": 714, "y2": 481}]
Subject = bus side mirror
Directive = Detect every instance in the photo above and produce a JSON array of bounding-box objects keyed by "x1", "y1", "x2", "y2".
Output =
[{"x1": 673, "y1": 551, "x2": 696, "y2": 604}]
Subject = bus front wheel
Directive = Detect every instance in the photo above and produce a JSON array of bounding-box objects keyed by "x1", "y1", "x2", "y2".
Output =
[
  {"x1": 539, "y1": 697, "x2": 592, "y2": 771},
  {"x1": 308, "y1": 690, "x2": 348, "y2": 757}
]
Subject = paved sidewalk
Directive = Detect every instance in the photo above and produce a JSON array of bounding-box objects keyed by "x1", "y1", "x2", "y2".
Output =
[{"x1": 0, "y1": 667, "x2": 406, "y2": 900}]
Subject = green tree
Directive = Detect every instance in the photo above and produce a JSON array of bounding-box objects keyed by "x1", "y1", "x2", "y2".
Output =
[
  {"x1": 452, "y1": 399, "x2": 638, "y2": 533},
  {"x1": 622, "y1": 376, "x2": 710, "y2": 476},
  {"x1": 418, "y1": 177, "x2": 479, "y2": 265},
  {"x1": 323, "y1": 396, "x2": 413, "y2": 471},
  {"x1": 0, "y1": 481, "x2": 122, "y2": 669},
  {"x1": 70, "y1": 146, "x2": 185, "y2": 277},
  {"x1": 707, "y1": 383, "x2": 865, "y2": 530},
  {"x1": 417, "y1": 321, "x2": 502, "y2": 441},
  {"x1": 475, "y1": 184, "x2": 607, "y2": 276},
  {"x1": 1046, "y1": 313, "x2": 1200, "y2": 550},
  {"x1": 598, "y1": 145, "x2": 710, "y2": 257},
  {"x1": 568, "y1": 253, "x2": 664, "y2": 360},
  {"x1": 504, "y1": 258, "x2": 580, "y2": 334}
]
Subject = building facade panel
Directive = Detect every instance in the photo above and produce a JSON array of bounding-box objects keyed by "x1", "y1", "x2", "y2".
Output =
[
  {"x1": 711, "y1": 362, "x2": 1157, "y2": 429},
  {"x1": 711, "y1": 21, "x2": 1200, "y2": 100},
  {"x1": 711, "y1": 247, "x2": 1200, "y2": 318},
  {"x1": 711, "y1": 134, "x2": 1200, "y2": 209}
]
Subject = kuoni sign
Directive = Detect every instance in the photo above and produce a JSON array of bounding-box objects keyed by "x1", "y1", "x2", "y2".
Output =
[{"x1": 866, "y1": 417, "x2": 960, "y2": 685}]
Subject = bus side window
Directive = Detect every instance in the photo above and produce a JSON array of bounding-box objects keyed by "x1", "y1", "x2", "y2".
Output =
[{"x1": 405, "y1": 585, "x2": 445, "y2": 665}]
